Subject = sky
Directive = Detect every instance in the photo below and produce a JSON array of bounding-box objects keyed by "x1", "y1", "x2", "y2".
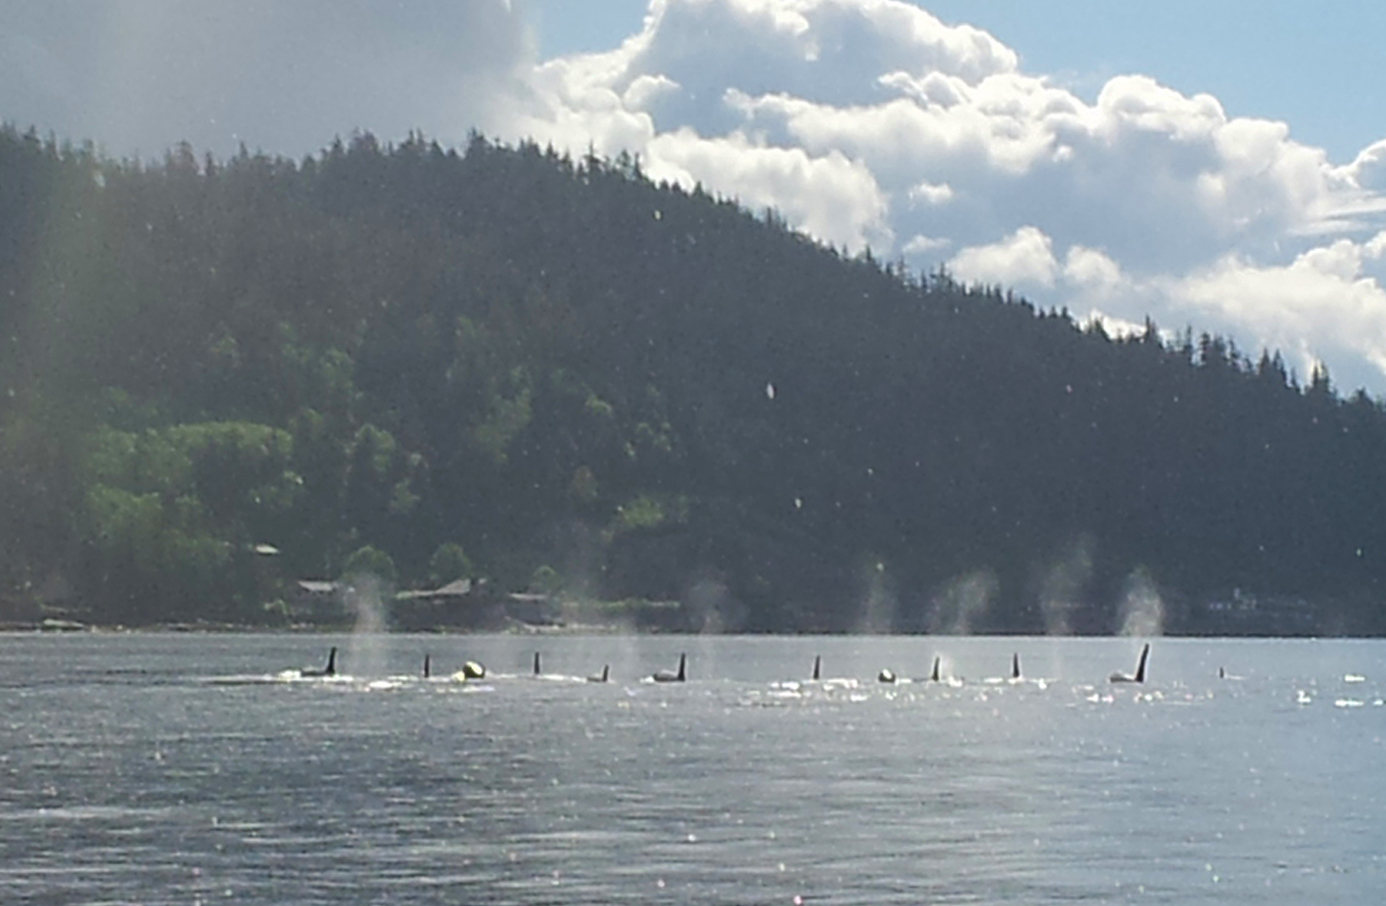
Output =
[{"x1": 5, "y1": 0, "x2": 1386, "y2": 394}]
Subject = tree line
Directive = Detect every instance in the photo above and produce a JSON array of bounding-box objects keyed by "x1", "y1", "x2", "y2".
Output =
[{"x1": 1, "y1": 124, "x2": 1383, "y2": 633}]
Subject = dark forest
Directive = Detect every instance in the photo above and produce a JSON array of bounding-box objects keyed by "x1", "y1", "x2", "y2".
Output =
[{"x1": 2, "y1": 125, "x2": 1383, "y2": 634}]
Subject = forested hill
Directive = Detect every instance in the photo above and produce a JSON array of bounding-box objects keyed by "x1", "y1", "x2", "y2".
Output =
[{"x1": 2, "y1": 125, "x2": 1384, "y2": 634}]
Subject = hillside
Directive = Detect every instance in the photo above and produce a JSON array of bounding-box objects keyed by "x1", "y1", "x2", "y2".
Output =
[{"x1": 2, "y1": 125, "x2": 1383, "y2": 633}]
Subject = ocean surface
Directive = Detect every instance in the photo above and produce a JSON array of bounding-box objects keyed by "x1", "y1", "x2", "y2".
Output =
[{"x1": 1, "y1": 632, "x2": 1382, "y2": 905}]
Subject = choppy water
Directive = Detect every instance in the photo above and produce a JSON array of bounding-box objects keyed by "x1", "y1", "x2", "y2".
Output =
[{"x1": 1, "y1": 633, "x2": 1382, "y2": 905}]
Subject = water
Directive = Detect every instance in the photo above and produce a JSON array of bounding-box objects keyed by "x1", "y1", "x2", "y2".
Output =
[{"x1": 1, "y1": 633, "x2": 1382, "y2": 905}]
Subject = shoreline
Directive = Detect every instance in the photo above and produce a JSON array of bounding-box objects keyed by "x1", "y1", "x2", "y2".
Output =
[{"x1": 0, "y1": 618, "x2": 1372, "y2": 639}]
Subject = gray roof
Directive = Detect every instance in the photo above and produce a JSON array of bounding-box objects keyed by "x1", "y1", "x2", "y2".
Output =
[{"x1": 431, "y1": 578, "x2": 473, "y2": 596}]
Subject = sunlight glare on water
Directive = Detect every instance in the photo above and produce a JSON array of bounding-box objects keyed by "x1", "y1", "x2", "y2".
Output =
[{"x1": 0, "y1": 633, "x2": 1382, "y2": 904}]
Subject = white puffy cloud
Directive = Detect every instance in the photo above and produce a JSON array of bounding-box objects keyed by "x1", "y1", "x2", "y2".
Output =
[
  {"x1": 1172, "y1": 234, "x2": 1386, "y2": 385},
  {"x1": 949, "y1": 225, "x2": 1057, "y2": 289},
  {"x1": 500, "y1": 0, "x2": 1386, "y2": 392},
  {"x1": 644, "y1": 128, "x2": 892, "y2": 250},
  {"x1": 1063, "y1": 246, "x2": 1124, "y2": 296},
  {"x1": 1342, "y1": 139, "x2": 1386, "y2": 193}
]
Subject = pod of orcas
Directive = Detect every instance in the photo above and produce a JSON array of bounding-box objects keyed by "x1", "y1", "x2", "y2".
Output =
[
  {"x1": 877, "y1": 646, "x2": 1152, "y2": 685},
  {"x1": 291, "y1": 644, "x2": 1167, "y2": 686}
]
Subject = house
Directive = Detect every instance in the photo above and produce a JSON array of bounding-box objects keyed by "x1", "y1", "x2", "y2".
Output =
[
  {"x1": 505, "y1": 591, "x2": 559, "y2": 626},
  {"x1": 392, "y1": 577, "x2": 504, "y2": 630},
  {"x1": 292, "y1": 580, "x2": 348, "y2": 622}
]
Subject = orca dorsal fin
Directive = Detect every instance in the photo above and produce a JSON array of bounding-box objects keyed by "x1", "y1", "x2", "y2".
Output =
[
  {"x1": 324, "y1": 646, "x2": 337, "y2": 677},
  {"x1": 812, "y1": 655, "x2": 821, "y2": 680},
  {"x1": 930, "y1": 655, "x2": 941, "y2": 682},
  {"x1": 1011, "y1": 652, "x2": 1021, "y2": 680},
  {"x1": 677, "y1": 653, "x2": 687, "y2": 682},
  {"x1": 1134, "y1": 643, "x2": 1150, "y2": 683},
  {"x1": 533, "y1": 651, "x2": 541, "y2": 676},
  {"x1": 423, "y1": 654, "x2": 431, "y2": 679}
]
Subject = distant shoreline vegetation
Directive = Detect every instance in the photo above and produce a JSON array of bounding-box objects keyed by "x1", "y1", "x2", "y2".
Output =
[{"x1": 2, "y1": 124, "x2": 1385, "y2": 635}]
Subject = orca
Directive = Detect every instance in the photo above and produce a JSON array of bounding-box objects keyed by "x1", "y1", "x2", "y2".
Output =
[
  {"x1": 301, "y1": 647, "x2": 337, "y2": 678},
  {"x1": 877, "y1": 667, "x2": 897, "y2": 684},
  {"x1": 652, "y1": 653, "x2": 686, "y2": 683},
  {"x1": 812, "y1": 655, "x2": 822, "y2": 681},
  {"x1": 1011, "y1": 652, "x2": 1021, "y2": 681},
  {"x1": 929, "y1": 655, "x2": 941, "y2": 683},
  {"x1": 533, "y1": 651, "x2": 542, "y2": 677},
  {"x1": 423, "y1": 654, "x2": 431, "y2": 679},
  {"x1": 1109, "y1": 643, "x2": 1150, "y2": 684},
  {"x1": 587, "y1": 664, "x2": 610, "y2": 683}
]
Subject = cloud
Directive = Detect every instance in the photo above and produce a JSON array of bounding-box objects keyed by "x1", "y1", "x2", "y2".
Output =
[
  {"x1": 0, "y1": 0, "x2": 534, "y2": 159},
  {"x1": 1172, "y1": 234, "x2": 1386, "y2": 385},
  {"x1": 949, "y1": 225, "x2": 1057, "y2": 289},
  {"x1": 646, "y1": 129, "x2": 892, "y2": 250},
  {"x1": 505, "y1": 0, "x2": 1386, "y2": 392}
]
